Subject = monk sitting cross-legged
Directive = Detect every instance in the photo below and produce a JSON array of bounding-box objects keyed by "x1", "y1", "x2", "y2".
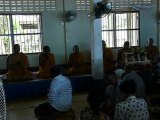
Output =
[
  {"x1": 6, "y1": 44, "x2": 33, "y2": 82},
  {"x1": 37, "y1": 46, "x2": 55, "y2": 79},
  {"x1": 67, "y1": 45, "x2": 89, "y2": 75}
]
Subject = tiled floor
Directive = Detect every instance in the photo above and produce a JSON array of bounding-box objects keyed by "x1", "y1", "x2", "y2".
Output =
[{"x1": 6, "y1": 93, "x2": 88, "y2": 120}]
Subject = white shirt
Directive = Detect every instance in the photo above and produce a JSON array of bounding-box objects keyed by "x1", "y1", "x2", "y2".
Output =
[
  {"x1": 48, "y1": 74, "x2": 72, "y2": 112},
  {"x1": 114, "y1": 96, "x2": 150, "y2": 120}
]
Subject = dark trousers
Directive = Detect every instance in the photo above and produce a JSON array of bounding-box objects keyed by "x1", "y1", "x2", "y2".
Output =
[{"x1": 34, "y1": 102, "x2": 58, "y2": 120}]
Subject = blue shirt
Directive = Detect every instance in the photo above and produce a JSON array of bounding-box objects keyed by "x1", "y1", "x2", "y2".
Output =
[{"x1": 48, "y1": 74, "x2": 72, "y2": 112}]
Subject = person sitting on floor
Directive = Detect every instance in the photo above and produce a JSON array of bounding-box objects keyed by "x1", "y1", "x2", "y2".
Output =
[
  {"x1": 114, "y1": 79, "x2": 150, "y2": 120},
  {"x1": 105, "y1": 71, "x2": 125, "y2": 104},
  {"x1": 6, "y1": 44, "x2": 33, "y2": 81},
  {"x1": 123, "y1": 65, "x2": 146, "y2": 99},
  {"x1": 102, "y1": 40, "x2": 115, "y2": 74},
  {"x1": 67, "y1": 45, "x2": 85, "y2": 75},
  {"x1": 152, "y1": 56, "x2": 160, "y2": 90},
  {"x1": 85, "y1": 87, "x2": 110, "y2": 120},
  {"x1": 105, "y1": 71, "x2": 125, "y2": 118},
  {"x1": 34, "y1": 66, "x2": 72, "y2": 120},
  {"x1": 116, "y1": 41, "x2": 132, "y2": 69},
  {"x1": 145, "y1": 38, "x2": 159, "y2": 66},
  {"x1": 37, "y1": 46, "x2": 55, "y2": 79}
]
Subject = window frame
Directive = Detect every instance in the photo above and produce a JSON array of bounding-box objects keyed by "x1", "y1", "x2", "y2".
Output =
[
  {"x1": 0, "y1": 13, "x2": 43, "y2": 56},
  {"x1": 102, "y1": 11, "x2": 140, "y2": 48}
]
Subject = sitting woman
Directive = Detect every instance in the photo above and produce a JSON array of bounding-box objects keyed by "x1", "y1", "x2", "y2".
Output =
[
  {"x1": 6, "y1": 44, "x2": 33, "y2": 81},
  {"x1": 114, "y1": 79, "x2": 150, "y2": 120},
  {"x1": 37, "y1": 46, "x2": 55, "y2": 79},
  {"x1": 85, "y1": 88, "x2": 110, "y2": 120}
]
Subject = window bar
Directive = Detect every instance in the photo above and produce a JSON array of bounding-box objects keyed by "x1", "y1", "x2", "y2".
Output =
[
  {"x1": 6, "y1": 16, "x2": 9, "y2": 54},
  {"x1": 131, "y1": 14, "x2": 133, "y2": 46},
  {"x1": 29, "y1": 15, "x2": 32, "y2": 53},
  {"x1": 33, "y1": 15, "x2": 35, "y2": 52},
  {"x1": 20, "y1": 15, "x2": 22, "y2": 47},
  {"x1": 32, "y1": 15, "x2": 34, "y2": 53},
  {"x1": 107, "y1": 16, "x2": 109, "y2": 47},
  {"x1": 22, "y1": 15, "x2": 25, "y2": 52},
  {"x1": 113, "y1": 13, "x2": 116, "y2": 47},
  {"x1": 35, "y1": 15, "x2": 37, "y2": 52},
  {"x1": 119, "y1": 14, "x2": 121, "y2": 47},
  {"x1": 9, "y1": 15, "x2": 14, "y2": 52},
  {"x1": 40, "y1": 15, "x2": 42, "y2": 52}
]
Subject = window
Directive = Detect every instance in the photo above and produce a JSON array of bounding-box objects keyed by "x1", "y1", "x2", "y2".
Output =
[
  {"x1": 0, "y1": 14, "x2": 42, "y2": 55},
  {"x1": 102, "y1": 12, "x2": 140, "y2": 48}
]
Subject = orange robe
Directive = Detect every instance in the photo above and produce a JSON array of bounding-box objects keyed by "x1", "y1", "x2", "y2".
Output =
[
  {"x1": 37, "y1": 53, "x2": 55, "y2": 79},
  {"x1": 117, "y1": 48, "x2": 132, "y2": 68},
  {"x1": 7, "y1": 52, "x2": 33, "y2": 81},
  {"x1": 67, "y1": 52, "x2": 86, "y2": 75},
  {"x1": 145, "y1": 46, "x2": 159, "y2": 64},
  {"x1": 103, "y1": 48, "x2": 114, "y2": 73}
]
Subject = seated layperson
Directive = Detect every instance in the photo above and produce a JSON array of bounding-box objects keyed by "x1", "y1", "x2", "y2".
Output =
[
  {"x1": 102, "y1": 40, "x2": 115, "y2": 74},
  {"x1": 105, "y1": 71, "x2": 125, "y2": 106},
  {"x1": 86, "y1": 88, "x2": 110, "y2": 120},
  {"x1": 67, "y1": 45, "x2": 88, "y2": 75},
  {"x1": 145, "y1": 38, "x2": 159, "y2": 66},
  {"x1": 34, "y1": 66, "x2": 72, "y2": 120},
  {"x1": 6, "y1": 44, "x2": 33, "y2": 81},
  {"x1": 123, "y1": 65, "x2": 146, "y2": 99},
  {"x1": 116, "y1": 41, "x2": 132, "y2": 69},
  {"x1": 114, "y1": 80, "x2": 150, "y2": 120},
  {"x1": 37, "y1": 46, "x2": 55, "y2": 79}
]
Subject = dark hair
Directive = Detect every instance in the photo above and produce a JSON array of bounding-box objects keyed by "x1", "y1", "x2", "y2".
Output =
[
  {"x1": 50, "y1": 66, "x2": 61, "y2": 76},
  {"x1": 104, "y1": 71, "x2": 117, "y2": 82},
  {"x1": 119, "y1": 79, "x2": 136, "y2": 95},
  {"x1": 87, "y1": 88, "x2": 107, "y2": 114},
  {"x1": 13, "y1": 44, "x2": 20, "y2": 49},
  {"x1": 124, "y1": 41, "x2": 129, "y2": 45},
  {"x1": 43, "y1": 45, "x2": 50, "y2": 51}
]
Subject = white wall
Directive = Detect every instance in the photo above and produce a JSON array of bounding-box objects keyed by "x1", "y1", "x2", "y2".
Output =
[
  {"x1": 0, "y1": 0, "x2": 158, "y2": 69},
  {"x1": 140, "y1": 7, "x2": 158, "y2": 47}
]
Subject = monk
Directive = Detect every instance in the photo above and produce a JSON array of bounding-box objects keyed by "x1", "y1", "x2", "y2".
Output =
[
  {"x1": 145, "y1": 38, "x2": 159, "y2": 66},
  {"x1": 6, "y1": 44, "x2": 33, "y2": 81},
  {"x1": 67, "y1": 45, "x2": 86, "y2": 75},
  {"x1": 102, "y1": 40, "x2": 115, "y2": 73},
  {"x1": 116, "y1": 41, "x2": 132, "y2": 69},
  {"x1": 37, "y1": 46, "x2": 55, "y2": 79}
]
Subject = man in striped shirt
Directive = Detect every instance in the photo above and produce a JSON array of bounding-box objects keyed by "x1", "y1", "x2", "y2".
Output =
[
  {"x1": 34, "y1": 66, "x2": 72, "y2": 120},
  {"x1": 48, "y1": 66, "x2": 72, "y2": 112}
]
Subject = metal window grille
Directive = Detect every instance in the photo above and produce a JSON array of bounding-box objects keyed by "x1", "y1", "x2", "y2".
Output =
[
  {"x1": 0, "y1": 0, "x2": 56, "y2": 13},
  {"x1": 110, "y1": 0, "x2": 152, "y2": 10},
  {"x1": 75, "y1": 0, "x2": 152, "y2": 11},
  {"x1": 76, "y1": 0, "x2": 90, "y2": 11},
  {"x1": 102, "y1": 12, "x2": 139, "y2": 48},
  {"x1": 0, "y1": 14, "x2": 42, "y2": 55}
]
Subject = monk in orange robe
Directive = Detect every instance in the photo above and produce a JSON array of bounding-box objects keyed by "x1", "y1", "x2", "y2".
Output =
[
  {"x1": 116, "y1": 41, "x2": 132, "y2": 69},
  {"x1": 102, "y1": 40, "x2": 115, "y2": 73},
  {"x1": 6, "y1": 44, "x2": 33, "y2": 81},
  {"x1": 67, "y1": 45, "x2": 87, "y2": 75},
  {"x1": 37, "y1": 46, "x2": 55, "y2": 79},
  {"x1": 145, "y1": 38, "x2": 159, "y2": 66}
]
